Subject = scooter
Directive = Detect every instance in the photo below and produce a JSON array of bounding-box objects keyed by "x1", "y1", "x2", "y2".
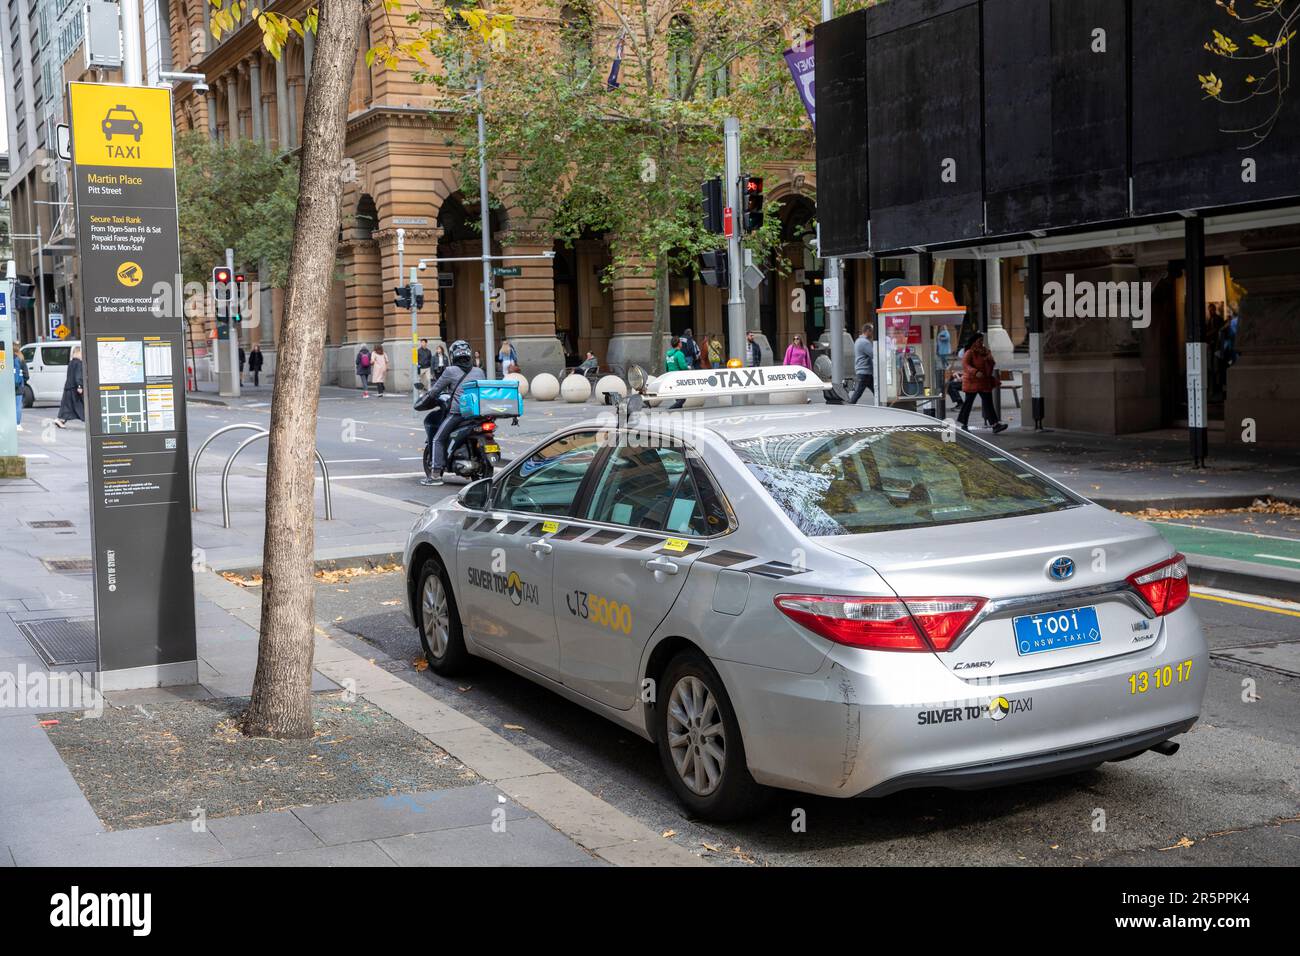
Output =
[{"x1": 417, "y1": 390, "x2": 504, "y2": 482}]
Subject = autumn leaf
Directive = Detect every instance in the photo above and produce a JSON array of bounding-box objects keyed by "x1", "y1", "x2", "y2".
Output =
[{"x1": 413, "y1": 657, "x2": 429, "y2": 671}]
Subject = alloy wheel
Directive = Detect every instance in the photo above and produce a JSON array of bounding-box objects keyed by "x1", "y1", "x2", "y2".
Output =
[
  {"x1": 421, "y1": 573, "x2": 450, "y2": 658},
  {"x1": 666, "y1": 675, "x2": 727, "y2": 796}
]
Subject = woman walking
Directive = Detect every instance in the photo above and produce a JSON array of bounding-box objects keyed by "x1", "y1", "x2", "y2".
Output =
[
  {"x1": 783, "y1": 333, "x2": 812, "y2": 370},
  {"x1": 707, "y1": 334, "x2": 723, "y2": 369},
  {"x1": 355, "y1": 344, "x2": 373, "y2": 397},
  {"x1": 55, "y1": 347, "x2": 85, "y2": 428},
  {"x1": 370, "y1": 344, "x2": 389, "y2": 398},
  {"x1": 956, "y1": 332, "x2": 1008, "y2": 433}
]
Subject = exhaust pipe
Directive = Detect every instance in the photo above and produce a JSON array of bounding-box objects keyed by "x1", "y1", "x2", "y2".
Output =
[{"x1": 1149, "y1": 740, "x2": 1180, "y2": 756}]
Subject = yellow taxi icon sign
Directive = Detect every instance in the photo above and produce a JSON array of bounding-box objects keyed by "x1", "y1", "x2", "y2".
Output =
[{"x1": 117, "y1": 262, "x2": 143, "y2": 287}]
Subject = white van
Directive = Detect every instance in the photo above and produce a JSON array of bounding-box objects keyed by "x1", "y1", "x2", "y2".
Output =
[{"x1": 20, "y1": 340, "x2": 81, "y2": 407}]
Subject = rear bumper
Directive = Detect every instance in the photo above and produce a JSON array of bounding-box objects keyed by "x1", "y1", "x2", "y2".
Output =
[
  {"x1": 711, "y1": 602, "x2": 1209, "y2": 799},
  {"x1": 857, "y1": 717, "x2": 1196, "y2": 797}
]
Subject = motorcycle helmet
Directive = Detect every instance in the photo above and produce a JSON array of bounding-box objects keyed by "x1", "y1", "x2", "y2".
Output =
[{"x1": 448, "y1": 339, "x2": 473, "y2": 367}]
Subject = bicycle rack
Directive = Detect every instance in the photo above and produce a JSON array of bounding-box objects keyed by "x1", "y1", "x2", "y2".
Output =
[
  {"x1": 219, "y1": 430, "x2": 333, "y2": 529},
  {"x1": 190, "y1": 423, "x2": 267, "y2": 511}
]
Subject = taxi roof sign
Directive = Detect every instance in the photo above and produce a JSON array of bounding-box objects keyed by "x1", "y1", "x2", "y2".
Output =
[
  {"x1": 652, "y1": 365, "x2": 823, "y2": 401},
  {"x1": 875, "y1": 284, "x2": 966, "y2": 317}
]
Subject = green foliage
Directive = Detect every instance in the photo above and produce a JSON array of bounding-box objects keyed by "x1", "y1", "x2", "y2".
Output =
[{"x1": 174, "y1": 132, "x2": 299, "y2": 287}]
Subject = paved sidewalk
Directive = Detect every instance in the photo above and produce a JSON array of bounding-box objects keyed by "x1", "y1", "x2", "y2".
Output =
[{"x1": 0, "y1": 423, "x2": 704, "y2": 867}]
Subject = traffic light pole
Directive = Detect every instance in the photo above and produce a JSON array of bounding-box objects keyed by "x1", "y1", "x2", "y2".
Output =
[
  {"x1": 476, "y1": 74, "x2": 497, "y2": 376},
  {"x1": 724, "y1": 118, "x2": 746, "y2": 364},
  {"x1": 226, "y1": 248, "x2": 241, "y2": 398}
]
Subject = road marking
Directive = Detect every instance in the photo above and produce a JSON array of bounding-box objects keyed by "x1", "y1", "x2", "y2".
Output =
[
  {"x1": 325, "y1": 472, "x2": 426, "y2": 480},
  {"x1": 1254, "y1": 553, "x2": 1300, "y2": 565},
  {"x1": 324, "y1": 458, "x2": 382, "y2": 464},
  {"x1": 1192, "y1": 591, "x2": 1300, "y2": 619},
  {"x1": 1152, "y1": 520, "x2": 1300, "y2": 545}
]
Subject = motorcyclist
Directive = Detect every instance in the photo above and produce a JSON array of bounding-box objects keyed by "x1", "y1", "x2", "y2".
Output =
[{"x1": 415, "y1": 339, "x2": 484, "y2": 486}]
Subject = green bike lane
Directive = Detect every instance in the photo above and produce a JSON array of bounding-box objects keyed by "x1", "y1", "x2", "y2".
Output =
[{"x1": 1145, "y1": 520, "x2": 1300, "y2": 572}]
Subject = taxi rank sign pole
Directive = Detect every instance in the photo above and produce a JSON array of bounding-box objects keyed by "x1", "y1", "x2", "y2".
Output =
[{"x1": 68, "y1": 82, "x2": 198, "y2": 690}]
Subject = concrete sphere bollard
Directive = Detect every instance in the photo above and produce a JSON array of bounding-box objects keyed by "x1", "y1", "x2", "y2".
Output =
[
  {"x1": 506, "y1": 371, "x2": 529, "y2": 397},
  {"x1": 530, "y1": 372, "x2": 560, "y2": 401},
  {"x1": 595, "y1": 374, "x2": 627, "y2": 403},
  {"x1": 561, "y1": 373, "x2": 592, "y2": 403}
]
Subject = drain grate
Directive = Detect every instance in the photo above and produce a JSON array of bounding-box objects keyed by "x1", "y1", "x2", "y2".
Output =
[
  {"x1": 17, "y1": 618, "x2": 98, "y2": 667},
  {"x1": 28, "y1": 520, "x2": 74, "y2": 529},
  {"x1": 41, "y1": 558, "x2": 93, "y2": 574}
]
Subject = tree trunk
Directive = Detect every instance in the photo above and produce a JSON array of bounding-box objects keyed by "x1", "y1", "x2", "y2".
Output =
[
  {"x1": 651, "y1": 253, "x2": 670, "y2": 374},
  {"x1": 241, "y1": 0, "x2": 364, "y2": 739}
]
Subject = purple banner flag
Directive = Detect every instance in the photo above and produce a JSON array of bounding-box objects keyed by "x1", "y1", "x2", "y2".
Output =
[{"x1": 783, "y1": 42, "x2": 816, "y2": 129}]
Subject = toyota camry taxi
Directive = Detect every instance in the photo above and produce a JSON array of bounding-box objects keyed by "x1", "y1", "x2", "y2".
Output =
[{"x1": 402, "y1": 366, "x2": 1208, "y2": 820}]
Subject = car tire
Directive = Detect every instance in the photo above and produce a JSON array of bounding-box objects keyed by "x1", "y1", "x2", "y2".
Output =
[
  {"x1": 22, "y1": 385, "x2": 34, "y2": 408},
  {"x1": 416, "y1": 555, "x2": 469, "y2": 675},
  {"x1": 655, "y1": 650, "x2": 768, "y2": 821}
]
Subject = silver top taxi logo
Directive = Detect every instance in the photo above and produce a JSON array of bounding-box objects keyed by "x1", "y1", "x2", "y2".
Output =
[{"x1": 1047, "y1": 556, "x2": 1075, "y2": 581}]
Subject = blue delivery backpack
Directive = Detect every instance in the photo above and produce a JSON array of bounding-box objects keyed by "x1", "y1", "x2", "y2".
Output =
[{"x1": 458, "y1": 378, "x2": 523, "y2": 417}]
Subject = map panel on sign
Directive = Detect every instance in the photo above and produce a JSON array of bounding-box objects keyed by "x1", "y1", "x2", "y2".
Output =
[
  {"x1": 98, "y1": 340, "x2": 144, "y2": 384},
  {"x1": 101, "y1": 388, "x2": 148, "y2": 433}
]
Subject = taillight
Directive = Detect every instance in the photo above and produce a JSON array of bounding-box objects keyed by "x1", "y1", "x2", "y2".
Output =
[
  {"x1": 1127, "y1": 554, "x2": 1190, "y2": 616},
  {"x1": 480, "y1": 420, "x2": 496, "y2": 432},
  {"x1": 774, "y1": 594, "x2": 985, "y2": 652}
]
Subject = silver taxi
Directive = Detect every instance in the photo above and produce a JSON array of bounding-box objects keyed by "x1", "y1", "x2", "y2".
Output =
[{"x1": 403, "y1": 369, "x2": 1208, "y2": 820}]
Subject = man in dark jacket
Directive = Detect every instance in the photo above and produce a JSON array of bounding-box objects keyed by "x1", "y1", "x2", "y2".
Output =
[
  {"x1": 248, "y1": 345, "x2": 264, "y2": 387},
  {"x1": 746, "y1": 331, "x2": 762, "y2": 367},
  {"x1": 417, "y1": 339, "x2": 432, "y2": 390},
  {"x1": 416, "y1": 339, "x2": 484, "y2": 485}
]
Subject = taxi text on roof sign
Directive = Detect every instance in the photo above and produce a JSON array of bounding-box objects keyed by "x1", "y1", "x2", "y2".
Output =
[
  {"x1": 69, "y1": 83, "x2": 175, "y2": 170},
  {"x1": 653, "y1": 364, "x2": 824, "y2": 400}
]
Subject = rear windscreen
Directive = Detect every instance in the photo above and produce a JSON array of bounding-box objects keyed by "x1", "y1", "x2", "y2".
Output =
[{"x1": 730, "y1": 425, "x2": 1081, "y2": 536}]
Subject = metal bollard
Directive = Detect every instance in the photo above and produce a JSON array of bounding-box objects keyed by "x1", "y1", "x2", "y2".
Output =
[
  {"x1": 220, "y1": 430, "x2": 334, "y2": 528},
  {"x1": 190, "y1": 423, "x2": 268, "y2": 511}
]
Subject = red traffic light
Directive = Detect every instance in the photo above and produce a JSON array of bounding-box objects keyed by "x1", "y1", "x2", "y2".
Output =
[
  {"x1": 234, "y1": 273, "x2": 246, "y2": 284},
  {"x1": 745, "y1": 176, "x2": 763, "y2": 194},
  {"x1": 213, "y1": 267, "x2": 231, "y2": 284}
]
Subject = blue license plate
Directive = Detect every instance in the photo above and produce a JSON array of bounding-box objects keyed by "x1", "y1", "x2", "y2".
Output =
[{"x1": 1013, "y1": 605, "x2": 1102, "y2": 656}]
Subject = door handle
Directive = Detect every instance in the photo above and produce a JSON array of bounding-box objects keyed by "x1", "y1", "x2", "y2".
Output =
[
  {"x1": 527, "y1": 540, "x2": 553, "y2": 555},
  {"x1": 645, "y1": 557, "x2": 679, "y2": 575}
]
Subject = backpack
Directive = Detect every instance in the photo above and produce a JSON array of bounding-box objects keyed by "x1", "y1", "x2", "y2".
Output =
[{"x1": 359, "y1": 350, "x2": 371, "y2": 370}]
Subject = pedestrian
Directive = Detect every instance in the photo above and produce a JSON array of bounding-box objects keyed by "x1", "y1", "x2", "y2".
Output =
[
  {"x1": 664, "y1": 337, "x2": 689, "y2": 409},
  {"x1": 849, "y1": 323, "x2": 875, "y2": 404},
  {"x1": 680, "y1": 327, "x2": 701, "y2": 369},
  {"x1": 55, "y1": 346, "x2": 85, "y2": 427},
  {"x1": 355, "y1": 343, "x2": 372, "y2": 397},
  {"x1": 577, "y1": 351, "x2": 598, "y2": 376},
  {"x1": 497, "y1": 339, "x2": 518, "y2": 378},
  {"x1": 370, "y1": 343, "x2": 389, "y2": 398},
  {"x1": 13, "y1": 348, "x2": 28, "y2": 432},
  {"x1": 707, "y1": 334, "x2": 723, "y2": 369},
  {"x1": 237, "y1": 345, "x2": 246, "y2": 385},
  {"x1": 417, "y1": 338, "x2": 433, "y2": 390},
  {"x1": 956, "y1": 331, "x2": 1008, "y2": 434},
  {"x1": 247, "y1": 344, "x2": 263, "y2": 387},
  {"x1": 783, "y1": 333, "x2": 812, "y2": 370},
  {"x1": 472, "y1": 349, "x2": 483, "y2": 370},
  {"x1": 746, "y1": 330, "x2": 762, "y2": 367},
  {"x1": 936, "y1": 324, "x2": 953, "y2": 372},
  {"x1": 433, "y1": 344, "x2": 449, "y2": 372}
]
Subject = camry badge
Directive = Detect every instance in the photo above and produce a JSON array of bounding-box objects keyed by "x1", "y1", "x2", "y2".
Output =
[{"x1": 1048, "y1": 556, "x2": 1075, "y2": 581}]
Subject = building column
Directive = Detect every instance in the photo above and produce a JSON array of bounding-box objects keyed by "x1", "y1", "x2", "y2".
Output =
[
  {"x1": 247, "y1": 55, "x2": 263, "y2": 143},
  {"x1": 275, "y1": 55, "x2": 290, "y2": 149},
  {"x1": 606, "y1": 247, "x2": 655, "y2": 371},
  {"x1": 226, "y1": 74, "x2": 240, "y2": 141},
  {"x1": 206, "y1": 90, "x2": 218, "y2": 139},
  {"x1": 985, "y1": 256, "x2": 1015, "y2": 366},
  {"x1": 288, "y1": 76, "x2": 302, "y2": 148},
  {"x1": 304, "y1": 28, "x2": 315, "y2": 81},
  {"x1": 1184, "y1": 216, "x2": 1208, "y2": 467},
  {"x1": 496, "y1": 233, "x2": 561, "y2": 376}
]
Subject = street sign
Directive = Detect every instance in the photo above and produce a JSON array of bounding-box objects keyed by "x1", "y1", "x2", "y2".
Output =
[
  {"x1": 492, "y1": 266, "x2": 522, "y2": 278},
  {"x1": 49, "y1": 313, "x2": 63, "y2": 337},
  {"x1": 68, "y1": 81, "x2": 197, "y2": 690},
  {"x1": 723, "y1": 206, "x2": 734, "y2": 238}
]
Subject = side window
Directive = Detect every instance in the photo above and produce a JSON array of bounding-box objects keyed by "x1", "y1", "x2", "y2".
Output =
[
  {"x1": 21, "y1": 346, "x2": 35, "y2": 364},
  {"x1": 495, "y1": 431, "x2": 600, "y2": 516},
  {"x1": 665, "y1": 459, "x2": 730, "y2": 536},
  {"x1": 586, "y1": 445, "x2": 689, "y2": 530},
  {"x1": 42, "y1": 347, "x2": 71, "y2": 366}
]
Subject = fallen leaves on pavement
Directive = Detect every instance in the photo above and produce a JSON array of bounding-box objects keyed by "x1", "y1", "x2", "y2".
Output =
[
  {"x1": 1159, "y1": 836, "x2": 1196, "y2": 851},
  {"x1": 1137, "y1": 497, "x2": 1300, "y2": 521},
  {"x1": 220, "y1": 562, "x2": 402, "y2": 588}
]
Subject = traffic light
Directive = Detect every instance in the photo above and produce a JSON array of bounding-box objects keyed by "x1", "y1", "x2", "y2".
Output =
[
  {"x1": 232, "y1": 272, "x2": 247, "y2": 323},
  {"x1": 14, "y1": 281, "x2": 34, "y2": 309},
  {"x1": 411, "y1": 282, "x2": 425, "y2": 310},
  {"x1": 701, "y1": 177, "x2": 724, "y2": 234},
  {"x1": 394, "y1": 285, "x2": 412, "y2": 309},
  {"x1": 741, "y1": 175, "x2": 764, "y2": 232},
  {"x1": 700, "y1": 249, "x2": 729, "y2": 289},
  {"x1": 212, "y1": 266, "x2": 232, "y2": 320}
]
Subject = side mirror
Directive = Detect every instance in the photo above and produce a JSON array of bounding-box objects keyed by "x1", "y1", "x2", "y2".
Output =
[{"x1": 458, "y1": 478, "x2": 491, "y2": 510}]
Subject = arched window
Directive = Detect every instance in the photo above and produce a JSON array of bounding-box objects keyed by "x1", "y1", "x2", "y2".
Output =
[
  {"x1": 668, "y1": 16, "x2": 694, "y2": 100},
  {"x1": 560, "y1": 3, "x2": 594, "y2": 82},
  {"x1": 705, "y1": 61, "x2": 730, "y2": 100}
]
